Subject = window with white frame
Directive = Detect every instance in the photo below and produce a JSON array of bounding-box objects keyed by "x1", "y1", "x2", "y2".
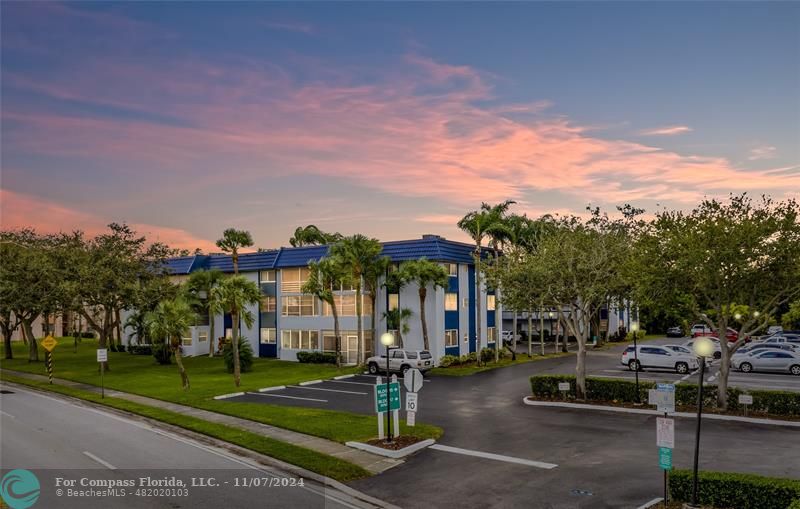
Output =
[
  {"x1": 281, "y1": 330, "x2": 319, "y2": 350},
  {"x1": 445, "y1": 293, "x2": 458, "y2": 311},
  {"x1": 321, "y1": 332, "x2": 337, "y2": 353},
  {"x1": 487, "y1": 327, "x2": 496, "y2": 343},
  {"x1": 280, "y1": 267, "x2": 311, "y2": 293},
  {"x1": 445, "y1": 329, "x2": 458, "y2": 347},
  {"x1": 261, "y1": 295, "x2": 276, "y2": 313},
  {"x1": 487, "y1": 294, "x2": 496, "y2": 311},
  {"x1": 260, "y1": 270, "x2": 276, "y2": 283},
  {"x1": 322, "y1": 294, "x2": 372, "y2": 316},
  {"x1": 443, "y1": 263, "x2": 457, "y2": 276},
  {"x1": 197, "y1": 330, "x2": 208, "y2": 343},
  {"x1": 260, "y1": 328, "x2": 276, "y2": 344},
  {"x1": 281, "y1": 295, "x2": 317, "y2": 316},
  {"x1": 182, "y1": 333, "x2": 193, "y2": 346},
  {"x1": 388, "y1": 294, "x2": 399, "y2": 311}
]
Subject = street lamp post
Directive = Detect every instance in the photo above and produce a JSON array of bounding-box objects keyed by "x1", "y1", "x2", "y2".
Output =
[
  {"x1": 548, "y1": 311, "x2": 555, "y2": 352},
  {"x1": 690, "y1": 337, "x2": 715, "y2": 507},
  {"x1": 630, "y1": 322, "x2": 640, "y2": 403},
  {"x1": 380, "y1": 332, "x2": 395, "y2": 443}
]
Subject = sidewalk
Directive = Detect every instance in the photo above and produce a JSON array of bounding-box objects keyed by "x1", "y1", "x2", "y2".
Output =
[{"x1": 2, "y1": 369, "x2": 402, "y2": 474}]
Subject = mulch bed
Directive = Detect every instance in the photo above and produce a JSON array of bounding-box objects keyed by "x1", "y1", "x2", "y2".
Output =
[{"x1": 366, "y1": 435, "x2": 425, "y2": 450}]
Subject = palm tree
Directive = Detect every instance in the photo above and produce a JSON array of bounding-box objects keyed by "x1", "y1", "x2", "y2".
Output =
[
  {"x1": 482, "y1": 202, "x2": 516, "y2": 361},
  {"x1": 364, "y1": 256, "x2": 391, "y2": 355},
  {"x1": 399, "y1": 258, "x2": 449, "y2": 352},
  {"x1": 210, "y1": 276, "x2": 261, "y2": 387},
  {"x1": 145, "y1": 297, "x2": 196, "y2": 390},
  {"x1": 330, "y1": 235, "x2": 384, "y2": 364},
  {"x1": 216, "y1": 228, "x2": 253, "y2": 275},
  {"x1": 289, "y1": 225, "x2": 342, "y2": 247},
  {"x1": 302, "y1": 257, "x2": 350, "y2": 367},
  {"x1": 382, "y1": 308, "x2": 413, "y2": 348},
  {"x1": 184, "y1": 269, "x2": 224, "y2": 357},
  {"x1": 458, "y1": 201, "x2": 514, "y2": 362}
]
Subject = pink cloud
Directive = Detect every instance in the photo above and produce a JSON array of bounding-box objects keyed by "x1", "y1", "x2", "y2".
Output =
[
  {"x1": 0, "y1": 189, "x2": 217, "y2": 252},
  {"x1": 640, "y1": 125, "x2": 693, "y2": 136}
]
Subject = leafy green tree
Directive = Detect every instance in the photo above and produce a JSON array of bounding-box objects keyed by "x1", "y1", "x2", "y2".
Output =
[
  {"x1": 383, "y1": 308, "x2": 413, "y2": 348},
  {"x1": 637, "y1": 195, "x2": 800, "y2": 409},
  {"x1": 363, "y1": 256, "x2": 391, "y2": 354},
  {"x1": 289, "y1": 225, "x2": 342, "y2": 247},
  {"x1": 145, "y1": 298, "x2": 196, "y2": 390},
  {"x1": 216, "y1": 228, "x2": 253, "y2": 275},
  {"x1": 210, "y1": 276, "x2": 261, "y2": 386},
  {"x1": 398, "y1": 259, "x2": 449, "y2": 352},
  {"x1": 303, "y1": 257, "x2": 350, "y2": 367},
  {"x1": 331, "y1": 235, "x2": 384, "y2": 364},
  {"x1": 183, "y1": 269, "x2": 224, "y2": 357},
  {"x1": 782, "y1": 300, "x2": 800, "y2": 330}
]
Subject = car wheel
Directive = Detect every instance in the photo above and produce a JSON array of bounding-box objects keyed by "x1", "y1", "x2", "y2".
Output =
[
  {"x1": 368, "y1": 362, "x2": 379, "y2": 375},
  {"x1": 713, "y1": 352, "x2": 721, "y2": 360},
  {"x1": 675, "y1": 362, "x2": 689, "y2": 374},
  {"x1": 401, "y1": 364, "x2": 411, "y2": 375},
  {"x1": 628, "y1": 360, "x2": 640, "y2": 371},
  {"x1": 740, "y1": 362, "x2": 753, "y2": 373},
  {"x1": 790, "y1": 365, "x2": 800, "y2": 376}
]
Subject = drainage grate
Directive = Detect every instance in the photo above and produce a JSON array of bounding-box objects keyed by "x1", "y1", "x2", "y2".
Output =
[
  {"x1": 571, "y1": 489, "x2": 593, "y2": 497},
  {"x1": 0, "y1": 390, "x2": 14, "y2": 394}
]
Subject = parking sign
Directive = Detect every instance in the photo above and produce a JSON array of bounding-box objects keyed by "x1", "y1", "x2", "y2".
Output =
[{"x1": 406, "y1": 392, "x2": 418, "y2": 412}]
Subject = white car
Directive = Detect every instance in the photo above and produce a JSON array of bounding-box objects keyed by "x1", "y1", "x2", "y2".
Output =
[
  {"x1": 767, "y1": 325, "x2": 783, "y2": 335},
  {"x1": 501, "y1": 330, "x2": 518, "y2": 343},
  {"x1": 732, "y1": 350, "x2": 800, "y2": 375},
  {"x1": 366, "y1": 349, "x2": 434, "y2": 375},
  {"x1": 621, "y1": 345, "x2": 699, "y2": 374},
  {"x1": 683, "y1": 338, "x2": 722, "y2": 360}
]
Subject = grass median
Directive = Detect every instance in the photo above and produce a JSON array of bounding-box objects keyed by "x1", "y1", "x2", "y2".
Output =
[
  {"x1": 430, "y1": 351, "x2": 572, "y2": 376},
  {"x1": 0, "y1": 372, "x2": 370, "y2": 482},
  {"x1": 0, "y1": 338, "x2": 443, "y2": 443}
]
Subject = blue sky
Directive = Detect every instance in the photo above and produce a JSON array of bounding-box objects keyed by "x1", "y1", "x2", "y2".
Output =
[{"x1": 2, "y1": 2, "x2": 798, "y2": 250}]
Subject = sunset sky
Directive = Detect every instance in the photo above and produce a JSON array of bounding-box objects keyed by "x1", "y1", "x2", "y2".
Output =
[{"x1": 2, "y1": 2, "x2": 799, "y2": 251}]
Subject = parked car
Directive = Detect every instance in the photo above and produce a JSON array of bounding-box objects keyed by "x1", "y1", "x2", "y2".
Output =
[
  {"x1": 710, "y1": 327, "x2": 749, "y2": 343},
  {"x1": 691, "y1": 324, "x2": 713, "y2": 338},
  {"x1": 621, "y1": 345, "x2": 699, "y2": 374},
  {"x1": 758, "y1": 334, "x2": 800, "y2": 345},
  {"x1": 683, "y1": 338, "x2": 722, "y2": 359},
  {"x1": 666, "y1": 326, "x2": 684, "y2": 338},
  {"x1": 366, "y1": 349, "x2": 434, "y2": 375},
  {"x1": 663, "y1": 344, "x2": 692, "y2": 355},
  {"x1": 731, "y1": 350, "x2": 800, "y2": 375},
  {"x1": 767, "y1": 325, "x2": 783, "y2": 335},
  {"x1": 731, "y1": 344, "x2": 797, "y2": 363}
]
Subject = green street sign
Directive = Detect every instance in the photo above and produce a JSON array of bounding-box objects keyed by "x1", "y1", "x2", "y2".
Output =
[
  {"x1": 658, "y1": 447, "x2": 672, "y2": 471},
  {"x1": 375, "y1": 382, "x2": 401, "y2": 413}
]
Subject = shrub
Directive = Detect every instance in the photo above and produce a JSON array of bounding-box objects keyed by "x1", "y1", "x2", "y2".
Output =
[
  {"x1": 67, "y1": 331, "x2": 95, "y2": 338},
  {"x1": 128, "y1": 345, "x2": 153, "y2": 355},
  {"x1": 788, "y1": 499, "x2": 800, "y2": 509},
  {"x1": 296, "y1": 351, "x2": 338, "y2": 364},
  {"x1": 116, "y1": 345, "x2": 126, "y2": 353},
  {"x1": 438, "y1": 355, "x2": 459, "y2": 367},
  {"x1": 480, "y1": 347, "x2": 496, "y2": 363},
  {"x1": 669, "y1": 469, "x2": 800, "y2": 509},
  {"x1": 223, "y1": 339, "x2": 254, "y2": 373},
  {"x1": 529, "y1": 375, "x2": 800, "y2": 416},
  {"x1": 625, "y1": 329, "x2": 647, "y2": 341},
  {"x1": 152, "y1": 343, "x2": 172, "y2": 365}
]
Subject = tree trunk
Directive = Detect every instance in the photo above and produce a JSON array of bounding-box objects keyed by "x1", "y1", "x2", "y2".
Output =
[
  {"x1": 232, "y1": 310, "x2": 241, "y2": 387},
  {"x1": 20, "y1": 321, "x2": 28, "y2": 345},
  {"x1": 172, "y1": 337, "x2": 190, "y2": 390},
  {"x1": 23, "y1": 319, "x2": 38, "y2": 362},
  {"x1": 356, "y1": 280, "x2": 364, "y2": 365},
  {"x1": 115, "y1": 308, "x2": 122, "y2": 348},
  {"x1": 576, "y1": 337, "x2": 587, "y2": 399},
  {"x1": 233, "y1": 252, "x2": 239, "y2": 275},
  {"x1": 369, "y1": 293, "x2": 378, "y2": 359},
  {"x1": 332, "y1": 301, "x2": 341, "y2": 368},
  {"x1": 513, "y1": 312, "x2": 519, "y2": 357},
  {"x1": 474, "y1": 250, "x2": 482, "y2": 363},
  {"x1": 527, "y1": 311, "x2": 533, "y2": 359},
  {"x1": 717, "y1": 318, "x2": 730, "y2": 410},
  {"x1": 3, "y1": 328, "x2": 13, "y2": 360},
  {"x1": 419, "y1": 287, "x2": 429, "y2": 351},
  {"x1": 208, "y1": 308, "x2": 215, "y2": 357}
]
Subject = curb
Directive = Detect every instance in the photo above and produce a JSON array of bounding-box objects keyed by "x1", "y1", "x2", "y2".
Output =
[
  {"x1": 522, "y1": 397, "x2": 800, "y2": 427},
  {"x1": 0, "y1": 379, "x2": 399, "y2": 509},
  {"x1": 299, "y1": 379, "x2": 322, "y2": 386},
  {"x1": 333, "y1": 374, "x2": 355, "y2": 380},
  {"x1": 345, "y1": 439, "x2": 436, "y2": 459},
  {"x1": 258, "y1": 386, "x2": 286, "y2": 392},
  {"x1": 636, "y1": 497, "x2": 664, "y2": 509},
  {"x1": 213, "y1": 391, "x2": 245, "y2": 400}
]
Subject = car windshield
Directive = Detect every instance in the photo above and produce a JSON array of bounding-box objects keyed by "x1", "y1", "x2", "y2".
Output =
[
  {"x1": 406, "y1": 351, "x2": 418, "y2": 359},
  {"x1": 624, "y1": 346, "x2": 635, "y2": 353}
]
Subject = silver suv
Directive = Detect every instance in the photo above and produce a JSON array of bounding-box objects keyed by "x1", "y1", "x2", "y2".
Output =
[{"x1": 366, "y1": 350, "x2": 434, "y2": 375}]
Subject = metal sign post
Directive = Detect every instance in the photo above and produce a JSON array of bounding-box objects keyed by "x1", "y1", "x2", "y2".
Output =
[
  {"x1": 558, "y1": 382, "x2": 570, "y2": 400},
  {"x1": 738, "y1": 394, "x2": 753, "y2": 417},
  {"x1": 97, "y1": 348, "x2": 108, "y2": 398},
  {"x1": 654, "y1": 384, "x2": 675, "y2": 504},
  {"x1": 41, "y1": 335, "x2": 57, "y2": 384}
]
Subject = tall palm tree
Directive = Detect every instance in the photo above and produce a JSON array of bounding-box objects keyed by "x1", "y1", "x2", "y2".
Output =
[
  {"x1": 330, "y1": 235, "x2": 384, "y2": 364},
  {"x1": 303, "y1": 257, "x2": 350, "y2": 367},
  {"x1": 364, "y1": 256, "x2": 391, "y2": 355},
  {"x1": 210, "y1": 276, "x2": 261, "y2": 387},
  {"x1": 458, "y1": 201, "x2": 514, "y2": 362},
  {"x1": 482, "y1": 202, "x2": 516, "y2": 361},
  {"x1": 382, "y1": 308, "x2": 413, "y2": 348},
  {"x1": 216, "y1": 228, "x2": 253, "y2": 275},
  {"x1": 399, "y1": 258, "x2": 450, "y2": 352},
  {"x1": 289, "y1": 225, "x2": 342, "y2": 247},
  {"x1": 145, "y1": 297, "x2": 196, "y2": 390},
  {"x1": 184, "y1": 269, "x2": 224, "y2": 357}
]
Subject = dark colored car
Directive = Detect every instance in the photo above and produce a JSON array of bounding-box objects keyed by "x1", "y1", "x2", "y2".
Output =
[{"x1": 666, "y1": 326, "x2": 684, "y2": 338}]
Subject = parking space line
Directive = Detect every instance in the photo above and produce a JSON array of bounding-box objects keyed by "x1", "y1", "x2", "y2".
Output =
[
  {"x1": 299, "y1": 380, "x2": 322, "y2": 386},
  {"x1": 326, "y1": 380, "x2": 376, "y2": 387},
  {"x1": 286, "y1": 385, "x2": 368, "y2": 395},
  {"x1": 83, "y1": 451, "x2": 117, "y2": 470},
  {"x1": 248, "y1": 392, "x2": 328, "y2": 402},
  {"x1": 429, "y1": 444, "x2": 558, "y2": 470}
]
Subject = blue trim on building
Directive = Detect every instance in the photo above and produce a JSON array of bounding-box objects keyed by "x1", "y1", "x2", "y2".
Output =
[
  {"x1": 445, "y1": 346, "x2": 459, "y2": 356},
  {"x1": 468, "y1": 266, "x2": 476, "y2": 353}
]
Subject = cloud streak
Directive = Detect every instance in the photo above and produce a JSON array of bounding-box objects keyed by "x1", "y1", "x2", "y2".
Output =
[{"x1": 640, "y1": 125, "x2": 693, "y2": 136}]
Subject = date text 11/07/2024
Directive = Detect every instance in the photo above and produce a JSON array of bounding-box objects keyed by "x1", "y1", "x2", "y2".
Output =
[{"x1": 54, "y1": 476, "x2": 306, "y2": 488}]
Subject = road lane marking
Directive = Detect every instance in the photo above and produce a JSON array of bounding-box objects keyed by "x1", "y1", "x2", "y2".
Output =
[
  {"x1": 298, "y1": 380, "x2": 322, "y2": 386},
  {"x1": 325, "y1": 380, "x2": 375, "y2": 386},
  {"x1": 287, "y1": 385, "x2": 367, "y2": 395},
  {"x1": 333, "y1": 374, "x2": 355, "y2": 380},
  {"x1": 248, "y1": 392, "x2": 328, "y2": 402},
  {"x1": 258, "y1": 386, "x2": 286, "y2": 392},
  {"x1": 429, "y1": 444, "x2": 558, "y2": 470},
  {"x1": 636, "y1": 498, "x2": 664, "y2": 509},
  {"x1": 213, "y1": 392, "x2": 246, "y2": 400},
  {"x1": 83, "y1": 451, "x2": 117, "y2": 470},
  {"x1": 0, "y1": 410, "x2": 16, "y2": 419}
]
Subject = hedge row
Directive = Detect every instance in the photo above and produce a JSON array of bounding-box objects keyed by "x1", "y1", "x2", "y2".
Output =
[
  {"x1": 296, "y1": 351, "x2": 337, "y2": 364},
  {"x1": 529, "y1": 375, "x2": 800, "y2": 416},
  {"x1": 669, "y1": 469, "x2": 800, "y2": 509}
]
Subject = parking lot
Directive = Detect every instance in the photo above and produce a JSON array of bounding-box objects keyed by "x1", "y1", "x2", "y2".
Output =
[{"x1": 227, "y1": 373, "x2": 431, "y2": 415}]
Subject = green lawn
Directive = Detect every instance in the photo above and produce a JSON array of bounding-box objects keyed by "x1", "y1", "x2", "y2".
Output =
[
  {"x1": 430, "y1": 351, "x2": 572, "y2": 376},
  {"x1": 0, "y1": 372, "x2": 369, "y2": 482},
  {"x1": 1, "y1": 338, "x2": 442, "y2": 443}
]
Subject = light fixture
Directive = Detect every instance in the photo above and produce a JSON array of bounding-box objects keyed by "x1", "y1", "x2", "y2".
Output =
[
  {"x1": 753, "y1": 311, "x2": 761, "y2": 318},
  {"x1": 734, "y1": 313, "x2": 742, "y2": 320},
  {"x1": 380, "y1": 332, "x2": 394, "y2": 347},
  {"x1": 630, "y1": 322, "x2": 639, "y2": 332},
  {"x1": 693, "y1": 337, "x2": 714, "y2": 358}
]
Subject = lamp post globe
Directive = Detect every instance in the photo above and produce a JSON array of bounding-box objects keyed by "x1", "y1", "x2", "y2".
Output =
[
  {"x1": 690, "y1": 335, "x2": 714, "y2": 506},
  {"x1": 380, "y1": 332, "x2": 394, "y2": 443},
  {"x1": 693, "y1": 336, "x2": 714, "y2": 358},
  {"x1": 380, "y1": 332, "x2": 394, "y2": 347},
  {"x1": 734, "y1": 313, "x2": 742, "y2": 321},
  {"x1": 630, "y1": 322, "x2": 640, "y2": 403}
]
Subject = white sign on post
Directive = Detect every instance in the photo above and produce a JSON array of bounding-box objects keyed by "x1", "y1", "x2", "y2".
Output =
[
  {"x1": 739, "y1": 394, "x2": 753, "y2": 405},
  {"x1": 558, "y1": 382, "x2": 570, "y2": 392},
  {"x1": 656, "y1": 417, "x2": 675, "y2": 449},
  {"x1": 404, "y1": 369, "x2": 424, "y2": 393},
  {"x1": 407, "y1": 411, "x2": 416, "y2": 427},
  {"x1": 96, "y1": 349, "x2": 108, "y2": 362},
  {"x1": 649, "y1": 384, "x2": 676, "y2": 413},
  {"x1": 406, "y1": 392, "x2": 418, "y2": 412}
]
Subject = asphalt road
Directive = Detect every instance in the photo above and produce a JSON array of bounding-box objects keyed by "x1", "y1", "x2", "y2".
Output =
[{"x1": 0, "y1": 384, "x2": 376, "y2": 509}]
